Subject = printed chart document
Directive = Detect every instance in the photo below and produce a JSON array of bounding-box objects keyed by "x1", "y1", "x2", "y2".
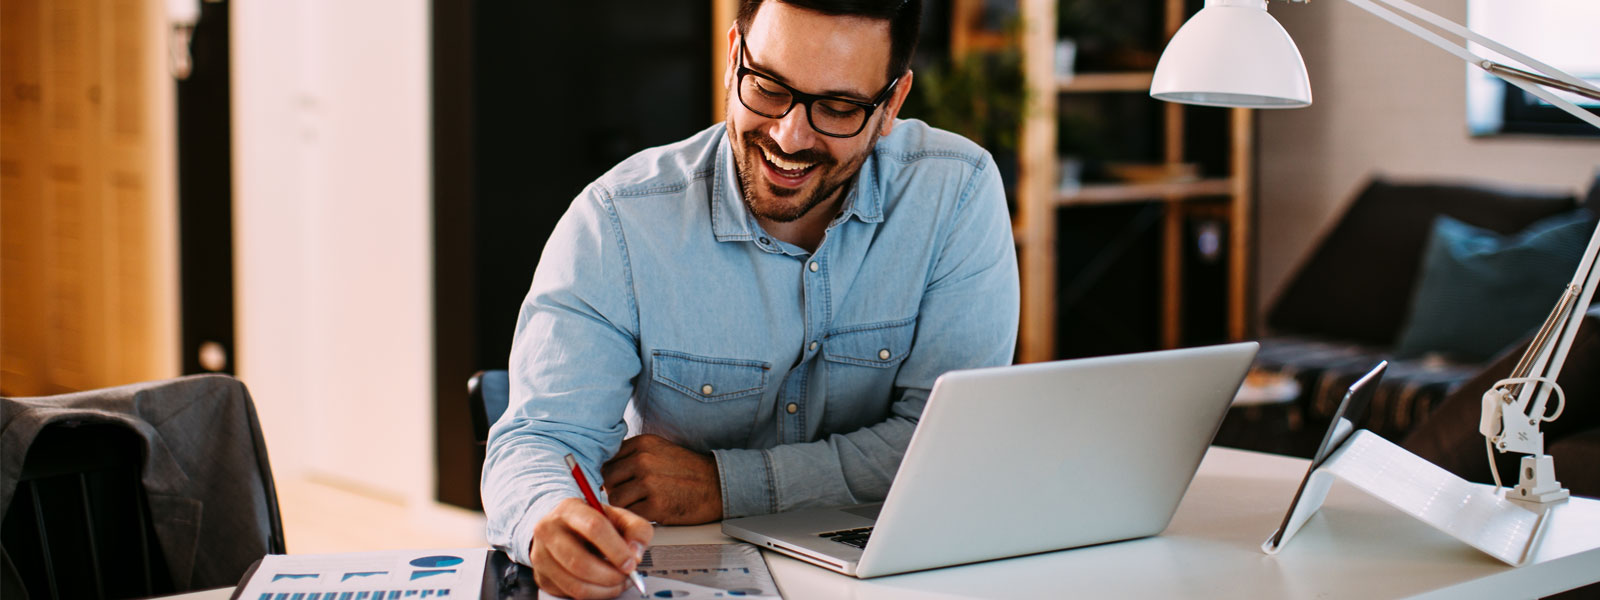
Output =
[
  {"x1": 234, "y1": 548, "x2": 490, "y2": 600},
  {"x1": 538, "y1": 543, "x2": 779, "y2": 600}
]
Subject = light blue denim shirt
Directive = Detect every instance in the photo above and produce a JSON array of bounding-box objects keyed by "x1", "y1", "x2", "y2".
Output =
[{"x1": 482, "y1": 120, "x2": 1019, "y2": 566}]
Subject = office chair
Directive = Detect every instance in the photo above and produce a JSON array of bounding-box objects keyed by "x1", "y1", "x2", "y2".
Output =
[
  {"x1": 468, "y1": 369, "x2": 511, "y2": 445},
  {"x1": 1, "y1": 375, "x2": 285, "y2": 599},
  {"x1": 1, "y1": 422, "x2": 174, "y2": 600}
]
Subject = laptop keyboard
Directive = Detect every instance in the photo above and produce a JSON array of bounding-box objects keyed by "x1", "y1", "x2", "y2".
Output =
[{"x1": 817, "y1": 526, "x2": 873, "y2": 549}]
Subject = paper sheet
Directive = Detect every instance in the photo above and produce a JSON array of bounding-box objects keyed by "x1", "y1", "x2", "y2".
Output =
[
  {"x1": 235, "y1": 547, "x2": 489, "y2": 600},
  {"x1": 538, "y1": 543, "x2": 779, "y2": 600}
]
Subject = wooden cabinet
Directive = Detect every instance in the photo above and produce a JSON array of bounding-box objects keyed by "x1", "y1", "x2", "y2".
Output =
[
  {"x1": 1012, "y1": 0, "x2": 1255, "y2": 362},
  {"x1": 0, "y1": 0, "x2": 177, "y2": 395}
]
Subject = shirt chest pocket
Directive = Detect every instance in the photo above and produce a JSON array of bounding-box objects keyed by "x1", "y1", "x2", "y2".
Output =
[
  {"x1": 646, "y1": 350, "x2": 771, "y2": 451},
  {"x1": 651, "y1": 351, "x2": 770, "y2": 402},
  {"x1": 822, "y1": 317, "x2": 916, "y2": 368}
]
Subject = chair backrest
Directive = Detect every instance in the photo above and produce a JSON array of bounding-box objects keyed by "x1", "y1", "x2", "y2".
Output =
[
  {"x1": 2, "y1": 422, "x2": 174, "y2": 600},
  {"x1": 468, "y1": 369, "x2": 510, "y2": 445},
  {"x1": 2, "y1": 375, "x2": 284, "y2": 598}
]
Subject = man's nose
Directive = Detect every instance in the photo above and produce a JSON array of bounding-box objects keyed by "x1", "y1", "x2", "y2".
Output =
[{"x1": 769, "y1": 103, "x2": 816, "y2": 154}]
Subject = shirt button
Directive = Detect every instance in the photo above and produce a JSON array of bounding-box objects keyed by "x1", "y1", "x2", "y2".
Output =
[
  {"x1": 759, "y1": 237, "x2": 770, "y2": 245},
  {"x1": 786, "y1": 403, "x2": 798, "y2": 414},
  {"x1": 809, "y1": 341, "x2": 818, "y2": 352},
  {"x1": 878, "y1": 349, "x2": 891, "y2": 360},
  {"x1": 701, "y1": 384, "x2": 714, "y2": 395},
  {"x1": 808, "y1": 261, "x2": 819, "y2": 272}
]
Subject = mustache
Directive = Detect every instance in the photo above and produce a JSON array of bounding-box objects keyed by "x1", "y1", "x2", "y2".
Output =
[{"x1": 745, "y1": 131, "x2": 835, "y2": 167}]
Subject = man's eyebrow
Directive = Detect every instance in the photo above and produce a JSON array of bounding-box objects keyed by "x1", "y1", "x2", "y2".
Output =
[{"x1": 746, "y1": 55, "x2": 873, "y2": 102}]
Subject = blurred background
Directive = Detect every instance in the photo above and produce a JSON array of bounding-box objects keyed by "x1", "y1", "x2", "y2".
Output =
[{"x1": 2, "y1": 0, "x2": 1595, "y2": 552}]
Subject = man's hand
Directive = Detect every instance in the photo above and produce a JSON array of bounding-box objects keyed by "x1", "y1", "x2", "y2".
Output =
[
  {"x1": 602, "y1": 434, "x2": 723, "y2": 524},
  {"x1": 530, "y1": 497, "x2": 652, "y2": 600}
]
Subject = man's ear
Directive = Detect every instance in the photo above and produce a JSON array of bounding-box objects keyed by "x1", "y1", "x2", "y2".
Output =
[
  {"x1": 877, "y1": 70, "x2": 914, "y2": 137},
  {"x1": 724, "y1": 25, "x2": 740, "y2": 91}
]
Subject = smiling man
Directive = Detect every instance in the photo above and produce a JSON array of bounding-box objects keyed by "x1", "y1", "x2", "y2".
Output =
[{"x1": 481, "y1": 0, "x2": 1018, "y2": 597}]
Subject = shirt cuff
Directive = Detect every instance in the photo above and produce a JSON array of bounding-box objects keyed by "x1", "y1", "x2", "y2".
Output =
[
  {"x1": 712, "y1": 447, "x2": 776, "y2": 519},
  {"x1": 506, "y1": 492, "x2": 574, "y2": 566}
]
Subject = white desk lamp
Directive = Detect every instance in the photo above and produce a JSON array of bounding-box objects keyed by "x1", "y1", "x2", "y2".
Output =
[{"x1": 1149, "y1": 0, "x2": 1600, "y2": 504}]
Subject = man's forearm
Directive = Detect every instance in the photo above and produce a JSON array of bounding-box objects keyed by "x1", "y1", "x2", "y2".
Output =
[{"x1": 712, "y1": 390, "x2": 925, "y2": 518}]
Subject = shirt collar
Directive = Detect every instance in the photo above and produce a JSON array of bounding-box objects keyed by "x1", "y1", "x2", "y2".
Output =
[{"x1": 709, "y1": 129, "x2": 885, "y2": 244}]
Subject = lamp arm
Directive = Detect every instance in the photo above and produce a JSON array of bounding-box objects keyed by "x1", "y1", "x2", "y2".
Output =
[
  {"x1": 1314, "y1": 0, "x2": 1600, "y2": 424},
  {"x1": 1299, "y1": 0, "x2": 1600, "y2": 131},
  {"x1": 1520, "y1": 225, "x2": 1600, "y2": 419}
]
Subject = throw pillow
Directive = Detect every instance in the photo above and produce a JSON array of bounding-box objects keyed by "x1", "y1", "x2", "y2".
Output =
[
  {"x1": 1267, "y1": 178, "x2": 1577, "y2": 346},
  {"x1": 1394, "y1": 210, "x2": 1596, "y2": 362}
]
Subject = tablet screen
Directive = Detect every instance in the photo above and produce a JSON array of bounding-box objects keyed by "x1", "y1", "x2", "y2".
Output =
[{"x1": 1268, "y1": 361, "x2": 1387, "y2": 548}]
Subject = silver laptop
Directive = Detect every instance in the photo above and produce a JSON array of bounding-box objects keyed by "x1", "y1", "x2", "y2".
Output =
[{"x1": 722, "y1": 341, "x2": 1259, "y2": 578}]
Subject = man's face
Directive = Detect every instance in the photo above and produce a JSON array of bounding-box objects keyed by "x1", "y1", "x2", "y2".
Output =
[{"x1": 726, "y1": 2, "x2": 909, "y2": 223}]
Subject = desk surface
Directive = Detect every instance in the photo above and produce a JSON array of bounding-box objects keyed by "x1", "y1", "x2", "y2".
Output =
[{"x1": 171, "y1": 446, "x2": 1600, "y2": 600}]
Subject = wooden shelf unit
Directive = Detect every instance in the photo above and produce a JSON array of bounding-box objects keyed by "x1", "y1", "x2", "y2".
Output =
[
  {"x1": 1058, "y1": 71, "x2": 1156, "y2": 93},
  {"x1": 1059, "y1": 178, "x2": 1234, "y2": 206},
  {"x1": 1013, "y1": 0, "x2": 1256, "y2": 363}
]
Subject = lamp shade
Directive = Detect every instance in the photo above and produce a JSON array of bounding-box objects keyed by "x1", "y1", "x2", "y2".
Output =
[{"x1": 1150, "y1": 0, "x2": 1312, "y2": 108}]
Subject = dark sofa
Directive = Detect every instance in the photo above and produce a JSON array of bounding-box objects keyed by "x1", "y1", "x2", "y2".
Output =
[{"x1": 1228, "y1": 174, "x2": 1600, "y2": 497}]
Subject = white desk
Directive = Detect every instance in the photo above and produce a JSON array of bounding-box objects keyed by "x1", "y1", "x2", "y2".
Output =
[{"x1": 169, "y1": 446, "x2": 1600, "y2": 600}]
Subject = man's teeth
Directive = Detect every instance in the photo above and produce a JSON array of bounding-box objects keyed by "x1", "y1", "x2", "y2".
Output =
[{"x1": 763, "y1": 147, "x2": 814, "y2": 172}]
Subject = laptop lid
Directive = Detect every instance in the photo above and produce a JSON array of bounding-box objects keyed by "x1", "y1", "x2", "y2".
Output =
[{"x1": 852, "y1": 341, "x2": 1259, "y2": 577}]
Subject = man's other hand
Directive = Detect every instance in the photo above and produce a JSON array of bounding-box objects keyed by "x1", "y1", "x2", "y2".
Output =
[
  {"x1": 602, "y1": 434, "x2": 723, "y2": 524},
  {"x1": 530, "y1": 497, "x2": 652, "y2": 600}
]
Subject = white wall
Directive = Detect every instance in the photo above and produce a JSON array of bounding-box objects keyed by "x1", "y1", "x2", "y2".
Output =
[
  {"x1": 1256, "y1": 0, "x2": 1600, "y2": 314},
  {"x1": 233, "y1": 0, "x2": 434, "y2": 505}
]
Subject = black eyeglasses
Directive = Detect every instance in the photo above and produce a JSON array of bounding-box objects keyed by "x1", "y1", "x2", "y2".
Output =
[{"x1": 734, "y1": 37, "x2": 901, "y2": 138}]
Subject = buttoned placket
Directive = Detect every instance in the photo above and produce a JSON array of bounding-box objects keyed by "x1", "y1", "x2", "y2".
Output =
[
  {"x1": 785, "y1": 248, "x2": 819, "y2": 443},
  {"x1": 784, "y1": 219, "x2": 849, "y2": 443}
]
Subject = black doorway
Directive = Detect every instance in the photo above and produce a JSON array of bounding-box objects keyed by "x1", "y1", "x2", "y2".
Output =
[
  {"x1": 178, "y1": 0, "x2": 235, "y2": 377},
  {"x1": 433, "y1": 2, "x2": 714, "y2": 510}
]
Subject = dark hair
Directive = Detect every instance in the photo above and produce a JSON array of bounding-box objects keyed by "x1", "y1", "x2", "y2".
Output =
[{"x1": 735, "y1": 0, "x2": 922, "y2": 84}]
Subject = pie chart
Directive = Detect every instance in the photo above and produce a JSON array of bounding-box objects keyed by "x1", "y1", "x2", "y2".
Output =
[{"x1": 409, "y1": 555, "x2": 464, "y2": 568}]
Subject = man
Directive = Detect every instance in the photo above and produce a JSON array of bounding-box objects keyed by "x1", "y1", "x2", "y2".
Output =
[{"x1": 482, "y1": 0, "x2": 1018, "y2": 597}]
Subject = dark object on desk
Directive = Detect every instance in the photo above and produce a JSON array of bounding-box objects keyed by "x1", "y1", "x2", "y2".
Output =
[
  {"x1": 0, "y1": 375, "x2": 286, "y2": 599},
  {"x1": 468, "y1": 370, "x2": 511, "y2": 445},
  {"x1": 1225, "y1": 174, "x2": 1600, "y2": 459},
  {"x1": 486, "y1": 548, "x2": 537, "y2": 600}
]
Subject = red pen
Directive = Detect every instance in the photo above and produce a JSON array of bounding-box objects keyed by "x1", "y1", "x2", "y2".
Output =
[{"x1": 564, "y1": 453, "x2": 647, "y2": 596}]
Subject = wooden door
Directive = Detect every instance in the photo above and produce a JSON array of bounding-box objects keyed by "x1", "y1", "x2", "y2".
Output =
[{"x1": 0, "y1": 0, "x2": 178, "y2": 396}]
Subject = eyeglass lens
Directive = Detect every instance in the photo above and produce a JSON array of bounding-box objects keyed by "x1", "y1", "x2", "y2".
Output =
[{"x1": 738, "y1": 72, "x2": 869, "y2": 137}]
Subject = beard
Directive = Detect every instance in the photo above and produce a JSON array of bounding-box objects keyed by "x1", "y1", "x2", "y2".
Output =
[{"x1": 731, "y1": 124, "x2": 870, "y2": 224}]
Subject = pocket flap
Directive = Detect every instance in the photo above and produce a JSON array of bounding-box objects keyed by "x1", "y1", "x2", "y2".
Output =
[
  {"x1": 651, "y1": 350, "x2": 769, "y2": 402},
  {"x1": 822, "y1": 318, "x2": 917, "y2": 367}
]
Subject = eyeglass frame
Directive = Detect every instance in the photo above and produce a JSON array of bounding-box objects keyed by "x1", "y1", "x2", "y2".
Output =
[{"x1": 733, "y1": 36, "x2": 903, "y2": 139}]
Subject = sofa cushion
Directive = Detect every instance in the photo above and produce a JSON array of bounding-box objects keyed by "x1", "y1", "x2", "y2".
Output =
[
  {"x1": 1268, "y1": 177, "x2": 1578, "y2": 346},
  {"x1": 1393, "y1": 210, "x2": 1596, "y2": 362}
]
